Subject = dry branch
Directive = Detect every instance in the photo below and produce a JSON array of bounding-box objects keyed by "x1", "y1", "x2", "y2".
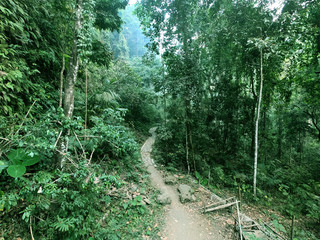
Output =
[
  {"x1": 73, "y1": 131, "x2": 86, "y2": 158},
  {"x1": 54, "y1": 131, "x2": 63, "y2": 149},
  {"x1": 30, "y1": 217, "x2": 35, "y2": 240},
  {"x1": 204, "y1": 200, "x2": 239, "y2": 213},
  {"x1": 88, "y1": 149, "x2": 95, "y2": 165},
  {"x1": 55, "y1": 149, "x2": 78, "y2": 168},
  {"x1": 202, "y1": 196, "x2": 235, "y2": 210},
  {"x1": 15, "y1": 100, "x2": 37, "y2": 136}
]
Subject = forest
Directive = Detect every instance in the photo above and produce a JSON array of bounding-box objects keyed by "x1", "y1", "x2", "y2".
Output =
[{"x1": 0, "y1": 0, "x2": 319, "y2": 239}]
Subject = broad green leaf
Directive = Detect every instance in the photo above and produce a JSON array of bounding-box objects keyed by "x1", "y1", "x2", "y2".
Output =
[
  {"x1": 22, "y1": 154, "x2": 40, "y2": 166},
  {"x1": 195, "y1": 171, "x2": 201, "y2": 180},
  {"x1": 7, "y1": 148, "x2": 25, "y2": 164},
  {"x1": 7, "y1": 165, "x2": 26, "y2": 178},
  {"x1": 7, "y1": 149, "x2": 40, "y2": 166}
]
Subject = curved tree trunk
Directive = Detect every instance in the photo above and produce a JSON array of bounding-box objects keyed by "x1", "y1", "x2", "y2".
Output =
[{"x1": 253, "y1": 48, "x2": 263, "y2": 197}]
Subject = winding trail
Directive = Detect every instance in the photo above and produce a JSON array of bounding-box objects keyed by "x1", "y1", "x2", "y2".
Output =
[{"x1": 141, "y1": 128, "x2": 224, "y2": 240}]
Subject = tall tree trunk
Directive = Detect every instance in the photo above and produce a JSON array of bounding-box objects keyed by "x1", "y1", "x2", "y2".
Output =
[
  {"x1": 253, "y1": 48, "x2": 263, "y2": 197},
  {"x1": 162, "y1": 64, "x2": 167, "y2": 128},
  {"x1": 250, "y1": 74, "x2": 257, "y2": 158},
  {"x1": 185, "y1": 99, "x2": 191, "y2": 175},
  {"x1": 64, "y1": 1, "x2": 81, "y2": 118},
  {"x1": 59, "y1": 0, "x2": 82, "y2": 168}
]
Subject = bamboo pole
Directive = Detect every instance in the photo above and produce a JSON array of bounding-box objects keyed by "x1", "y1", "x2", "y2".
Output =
[
  {"x1": 236, "y1": 201, "x2": 243, "y2": 240},
  {"x1": 204, "y1": 200, "x2": 238, "y2": 213}
]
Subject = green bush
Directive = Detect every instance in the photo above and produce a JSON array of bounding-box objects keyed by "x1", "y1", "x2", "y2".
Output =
[{"x1": 1, "y1": 162, "x2": 123, "y2": 239}]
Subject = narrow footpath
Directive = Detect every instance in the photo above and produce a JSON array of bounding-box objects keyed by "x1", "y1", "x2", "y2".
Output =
[{"x1": 141, "y1": 128, "x2": 225, "y2": 240}]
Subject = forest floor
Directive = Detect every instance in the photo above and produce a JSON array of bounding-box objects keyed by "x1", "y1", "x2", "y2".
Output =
[
  {"x1": 140, "y1": 128, "x2": 320, "y2": 240},
  {"x1": 141, "y1": 128, "x2": 234, "y2": 240}
]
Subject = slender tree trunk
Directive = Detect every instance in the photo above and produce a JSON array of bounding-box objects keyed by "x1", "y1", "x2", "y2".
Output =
[
  {"x1": 85, "y1": 67, "x2": 88, "y2": 132},
  {"x1": 253, "y1": 48, "x2": 263, "y2": 197},
  {"x1": 59, "y1": 53, "x2": 65, "y2": 108},
  {"x1": 63, "y1": 0, "x2": 82, "y2": 118},
  {"x1": 185, "y1": 98, "x2": 190, "y2": 174},
  {"x1": 59, "y1": 0, "x2": 82, "y2": 168},
  {"x1": 277, "y1": 113, "x2": 282, "y2": 160},
  {"x1": 162, "y1": 65, "x2": 167, "y2": 128},
  {"x1": 250, "y1": 74, "x2": 257, "y2": 158},
  {"x1": 185, "y1": 123, "x2": 190, "y2": 175}
]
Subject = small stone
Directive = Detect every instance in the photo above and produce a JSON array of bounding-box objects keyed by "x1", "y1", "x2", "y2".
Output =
[
  {"x1": 177, "y1": 184, "x2": 195, "y2": 203},
  {"x1": 164, "y1": 175, "x2": 176, "y2": 185},
  {"x1": 157, "y1": 193, "x2": 172, "y2": 205}
]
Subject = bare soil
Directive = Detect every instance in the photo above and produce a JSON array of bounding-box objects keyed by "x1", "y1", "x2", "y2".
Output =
[{"x1": 141, "y1": 128, "x2": 234, "y2": 240}]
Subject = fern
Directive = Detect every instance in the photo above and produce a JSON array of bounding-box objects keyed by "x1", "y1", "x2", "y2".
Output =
[{"x1": 52, "y1": 217, "x2": 75, "y2": 232}]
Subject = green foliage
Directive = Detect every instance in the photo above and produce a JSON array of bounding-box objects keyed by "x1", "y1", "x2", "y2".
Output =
[
  {"x1": 271, "y1": 219, "x2": 286, "y2": 234},
  {"x1": 94, "y1": 0, "x2": 128, "y2": 31},
  {"x1": 6, "y1": 165, "x2": 26, "y2": 178},
  {"x1": 8, "y1": 149, "x2": 40, "y2": 166},
  {"x1": 138, "y1": 0, "x2": 320, "y2": 237},
  {"x1": 87, "y1": 108, "x2": 138, "y2": 159},
  {"x1": 1, "y1": 163, "x2": 115, "y2": 238},
  {"x1": 0, "y1": 0, "x2": 163, "y2": 239},
  {"x1": 104, "y1": 59, "x2": 160, "y2": 132},
  {"x1": 0, "y1": 148, "x2": 41, "y2": 178}
]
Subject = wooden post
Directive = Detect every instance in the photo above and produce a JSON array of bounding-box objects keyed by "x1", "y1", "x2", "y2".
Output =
[
  {"x1": 290, "y1": 215, "x2": 295, "y2": 240},
  {"x1": 236, "y1": 201, "x2": 243, "y2": 240},
  {"x1": 238, "y1": 184, "x2": 242, "y2": 209}
]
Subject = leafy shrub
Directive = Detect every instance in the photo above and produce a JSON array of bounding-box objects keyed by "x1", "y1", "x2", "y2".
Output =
[
  {"x1": 1, "y1": 148, "x2": 40, "y2": 177},
  {"x1": 1, "y1": 162, "x2": 123, "y2": 239}
]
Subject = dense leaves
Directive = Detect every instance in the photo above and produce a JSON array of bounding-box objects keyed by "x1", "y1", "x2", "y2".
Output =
[
  {"x1": 0, "y1": 1, "x2": 162, "y2": 239},
  {"x1": 138, "y1": 0, "x2": 320, "y2": 237}
]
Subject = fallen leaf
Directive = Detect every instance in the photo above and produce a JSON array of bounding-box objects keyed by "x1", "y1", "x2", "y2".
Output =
[{"x1": 226, "y1": 219, "x2": 234, "y2": 225}]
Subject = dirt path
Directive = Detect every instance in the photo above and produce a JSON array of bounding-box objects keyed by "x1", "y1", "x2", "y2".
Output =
[{"x1": 141, "y1": 128, "x2": 225, "y2": 240}]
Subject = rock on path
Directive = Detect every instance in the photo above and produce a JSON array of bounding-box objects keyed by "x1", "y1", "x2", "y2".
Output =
[{"x1": 141, "y1": 127, "x2": 224, "y2": 240}]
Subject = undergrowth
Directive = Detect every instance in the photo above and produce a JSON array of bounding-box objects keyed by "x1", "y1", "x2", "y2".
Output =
[
  {"x1": 0, "y1": 108, "x2": 162, "y2": 239},
  {"x1": 152, "y1": 126, "x2": 320, "y2": 240}
]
